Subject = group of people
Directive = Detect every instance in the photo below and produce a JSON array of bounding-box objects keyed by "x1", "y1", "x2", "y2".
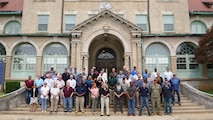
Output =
[{"x1": 24, "y1": 65, "x2": 181, "y2": 116}]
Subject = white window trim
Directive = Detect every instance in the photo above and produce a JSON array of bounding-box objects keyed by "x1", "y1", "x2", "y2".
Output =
[
  {"x1": 163, "y1": 14, "x2": 175, "y2": 33},
  {"x1": 37, "y1": 14, "x2": 49, "y2": 32}
]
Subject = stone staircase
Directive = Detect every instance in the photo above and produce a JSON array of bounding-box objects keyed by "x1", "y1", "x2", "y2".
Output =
[{"x1": 0, "y1": 94, "x2": 213, "y2": 116}]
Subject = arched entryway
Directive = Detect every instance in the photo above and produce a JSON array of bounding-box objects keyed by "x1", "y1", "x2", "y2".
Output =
[{"x1": 89, "y1": 34, "x2": 124, "y2": 73}]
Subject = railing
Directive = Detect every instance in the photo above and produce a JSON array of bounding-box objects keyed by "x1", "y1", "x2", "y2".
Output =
[
  {"x1": 181, "y1": 82, "x2": 213, "y2": 108},
  {"x1": 0, "y1": 87, "x2": 25, "y2": 111}
]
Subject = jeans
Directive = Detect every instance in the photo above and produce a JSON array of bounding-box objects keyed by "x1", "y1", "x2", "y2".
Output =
[
  {"x1": 139, "y1": 96, "x2": 150, "y2": 116},
  {"x1": 63, "y1": 97, "x2": 72, "y2": 111},
  {"x1": 128, "y1": 98, "x2": 135, "y2": 115},
  {"x1": 41, "y1": 98, "x2": 47, "y2": 111},
  {"x1": 164, "y1": 98, "x2": 172, "y2": 114},
  {"x1": 114, "y1": 96, "x2": 123, "y2": 113},
  {"x1": 172, "y1": 90, "x2": 180, "y2": 103},
  {"x1": 37, "y1": 89, "x2": 41, "y2": 104},
  {"x1": 25, "y1": 90, "x2": 31, "y2": 105}
]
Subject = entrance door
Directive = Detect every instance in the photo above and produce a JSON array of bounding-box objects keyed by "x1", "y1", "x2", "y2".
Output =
[{"x1": 95, "y1": 48, "x2": 116, "y2": 73}]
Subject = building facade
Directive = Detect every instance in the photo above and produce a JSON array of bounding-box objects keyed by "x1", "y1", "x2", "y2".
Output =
[{"x1": 0, "y1": 0, "x2": 213, "y2": 81}]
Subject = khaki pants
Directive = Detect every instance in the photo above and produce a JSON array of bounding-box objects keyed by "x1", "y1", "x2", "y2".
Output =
[
  {"x1": 101, "y1": 97, "x2": 109, "y2": 115},
  {"x1": 151, "y1": 97, "x2": 161, "y2": 113},
  {"x1": 51, "y1": 98, "x2": 58, "y2": 111},
  {"x1": 136, "y1": 90, "x2": 140, "y2": 107},
  {"x1": 76, "y1": 96, "x2": 84, "y2": 112},
  {"x1": 109, "y1": 89, "x2": 114, "y2": 105}
]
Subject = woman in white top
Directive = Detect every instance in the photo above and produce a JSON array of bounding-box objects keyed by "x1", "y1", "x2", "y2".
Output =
[
  {"x1": 40, "y1": 82, "x2": 49, "y2": 112},
  {"x1": 50, "y1": 82, "x2": 60, "y2": 113}
]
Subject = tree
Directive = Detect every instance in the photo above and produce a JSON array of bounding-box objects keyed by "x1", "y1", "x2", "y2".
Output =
[{"x1": 195, "y1": 26, "x2": 213, "y2": 64}]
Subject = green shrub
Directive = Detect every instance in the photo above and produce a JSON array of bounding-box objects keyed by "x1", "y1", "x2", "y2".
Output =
[{"x1": 5, "y1": 81, "x2": 20, "y2": 93}]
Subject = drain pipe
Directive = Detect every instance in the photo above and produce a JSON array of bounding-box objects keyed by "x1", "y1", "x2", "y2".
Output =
[
  {"x1": 69, "y1": 34, "x2": 72, "y2": 66},
  {"x1": 61, "y1": 0, "x2": 64, "y2": 33},
  {"x1": 141, "y1": 34, "x2": 144, "y2": 73}
]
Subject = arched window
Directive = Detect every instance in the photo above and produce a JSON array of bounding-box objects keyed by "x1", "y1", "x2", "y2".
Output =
[
  {"x1": 4, "y1": 21, "x2": 21, "y2": 34},
  {"x1": 0, "y1": 43, "x2": 6, "y2": 62},
  {"x1": 43, "y1": 43, "x2": 68, "y2": 74},
  {"x1": 191, "y1": 21, "x2": 207, "y2": 34},
  {"x1": 11, "y1": 43, "x2": 36, "y2": 78},
  {"x1": 176, "y1": 43, "x2": 198, "y2": 70},
  {"x1": 145, "y1": 43, "x2": 170, "y2": 74}
]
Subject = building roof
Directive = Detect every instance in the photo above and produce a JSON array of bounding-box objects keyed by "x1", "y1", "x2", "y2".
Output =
[
  {"x1": 188, "y1": 0, "x2": 213, "y2": 12},
  {"x1": 0, "y1": 0, "x2": 23, "y2": 11}
]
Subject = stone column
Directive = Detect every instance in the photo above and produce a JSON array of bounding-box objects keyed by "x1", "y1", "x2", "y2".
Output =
[
  {"x1": 36, "y1": 56, "x2": 42, "y2": 76},
  {"x1": 170, "y1": 56, "x2": 177, "y2": 74},
  {"x1": 124, "y1": 52, "x2": 132, "y2": 71},
  {"x1": 137, "y1": 43, "x2": 142, "y2": 73},
  {"x1": 81, "y1": 53, "x2": 89, "y2": 72},
  {"x1": 71, "y1": 43, "x2": 76, "y2": 68},
  {"x1": 131, "y1": 42, "x2": 137, "y2": 68},
  {"x1": 4, "y1": 56, "x2": 12, "y2": 80},
  {"x1": 75, "y1": 42, "x2": 81, "y2": 69}
]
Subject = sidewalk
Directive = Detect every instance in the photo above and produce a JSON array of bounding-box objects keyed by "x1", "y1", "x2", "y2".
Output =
[{"x1": 0, "y1": 113, "x2": 213, "y2": 120}]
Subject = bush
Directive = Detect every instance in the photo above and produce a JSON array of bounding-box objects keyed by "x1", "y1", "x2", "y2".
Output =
[{"x1": 5, "y1": 81, "x2": 20, "y2": 93}]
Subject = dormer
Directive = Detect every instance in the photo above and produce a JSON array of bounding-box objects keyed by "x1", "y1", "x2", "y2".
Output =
[
  {"x1": 0, "y1": 2, "x2": 8, "y2": 9},
  {"x1": 202, "y1": 0, "x2": 213, "y2": 9}
]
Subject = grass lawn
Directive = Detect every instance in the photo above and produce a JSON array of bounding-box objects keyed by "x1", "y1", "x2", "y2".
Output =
[
  {"x1": 0, "y1": 92, "x2": 4, "y2": 96},
  {"x1": 202, "y1": 90, "x2": 213, "y2": 94}
]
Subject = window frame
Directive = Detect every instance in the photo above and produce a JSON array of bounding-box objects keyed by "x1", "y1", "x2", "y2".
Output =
[
  {"x1": 64, "y1": 14, "x2": 76, "y2": 32},
  {"x1": 37, "y1": 15, "x2": 49, "y2": 32},
  {"x1": 163, "y1": 15, "x2": 174, "y2": 32},
  {"x1": 4, "y1": 20, "x2": 21, "y2": 34},
  {"x1": 136, "y1": 14, "x2": 148, "y2": 32},
  {"x1": 190, "y1": 20, "x2": 207, "y2": 34}
]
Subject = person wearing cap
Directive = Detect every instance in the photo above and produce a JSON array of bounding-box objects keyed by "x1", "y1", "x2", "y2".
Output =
[
  {"x1": 150, "y1": 78, "x2": 162, "y2": 116},
  {"x1": 139, "y1": 82, "x2": 151, "y2": 116},
  {"x1": 113, "y1": 82, "x2": 124, "y2": 114},
  {"x1": 170, "y1": 74, "x2": 181, "y2": 105},
  {"x1": 162, "y1": 79, "x2": 173, "y2": 115}
]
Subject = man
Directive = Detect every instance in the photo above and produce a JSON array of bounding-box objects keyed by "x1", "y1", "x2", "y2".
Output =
[
  {"x1": 76, "y1": 73, "x2": 83, "y2": 85},
  {"x1": 156, "y1": 72, "x2": 163, "y2": 103},
  {"x1": 108, "y1": 68, "x2": 118, "y2": 105},
  {"x1": 117, "y1": 70, "x2": 125, "y2": 84},
  {"x1": 98, "y1": 69, "x2": 107, "y2": 83},
  {"x1": 73, "y1": 68, "x2": 79, "y2": 79},
  {"x1": 114, "y1": 83, "x2": 124, "y2": 114},
  {"x1": 163, "y1": 67, "x2": 173, "y2": 81},
  {"x1": 34, "y1": 74, "x2": 44, "y2": 105},
  {"x1": 120, "y1": 77, "x2": 128, "y2": 107},
  {"x1": 162, "y1": 79, "x2": 173, "y2": 115},
  {"x1": 46, "y1": 66, "x2": 56, "y2": 78},
  {"x1": 142, "y1": 69, "x2": 148, "y2": 79},
  {"x1": 122, "y1": 66, "x2": 128, "y2": 77},
  {"x1": 139, "y1": 83, "x2": 151, "y2": 116},
  {"x1": 67, "y1": 75, "x2": 76, "y2": 89},
  {"x1": 127, "y1": 82, "x2": 136, "y2": 116},
  {"x1": 170, "y1": 74, "x2": 181, "y2": 105},
  {"x1": 132, "y1": 77, "x2": 140, "y2": 108},
  {"x1": 56, "y1": 75, "x2": 65, "y2": 106},
  {"x1": 68, "y1": 65, "x2": 74, "y2": 75},
  {"x1": 130, "y1": 66, "x2": 138, "y2": 81},
  {"x1": 25, "y1": 75, "x2": 34, "y2": 106},
  {"x1": 151, "y1": 68, "x2": 158, "y2": 79},
  {"x1": 81, "y1": 67, "x2": 88, "y2": 78},
  {"x1": 150, "y1": 79, "x2": 162, "y2": 116},
  {"x1": 62, "y1": 68, "x2": 70, "y2": 86},
  {"x1": 75, "y1": 82, "x2": 86, "y2": 113},
  {"x1": 83, "y1": 77, "x2": 92, "y2": 108},
  {"x1": 62, "y1": 82, "x2": 74, "y2": 112},
  {"x1": 50, "y1": 82, "x2": 60, "y2": 113},
  {"x1": 52, "y1": 72, "x2": 58, "y2": 81}
]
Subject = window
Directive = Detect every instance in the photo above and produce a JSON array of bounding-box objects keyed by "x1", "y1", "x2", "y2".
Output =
[
  {"x1": 176, "y1": 43, "x2": 198, "y2": 70},
  {"x1": 38, "y1": 15, "x2": 49, "y2": 32},
  {"x1": 163, "y1": 15, "x2": 174, "y2": 32},
  {"x1": 191, "y1": 21, "x2": 207, "y2": 34},
  {"x1": 43, "y1": 44, "x2": 68, "y2": 74},
  {"x1": 11, "y1": 43, "x2": 36, "y2": 78},
  {"x1": 4, "y1": 21, "x2": 21, "y2": 34},
  {"x1": 136, "y1": 15, "x2": 148, "y2": 31},
  {"x1": 64, "y1": 15, "x2": 76, "y2": 31}
]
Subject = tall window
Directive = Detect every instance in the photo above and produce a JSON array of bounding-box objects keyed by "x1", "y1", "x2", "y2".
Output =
[
  {"x1": 163, "y1": 15, "x2": 174, "y2": 32},
  {"x1": 145, "y1": 43, "x2": 170, "y2": 75},
  {"x1": 191, "y1": 21, "x2": 207, "y2": 34},
  {"x1": 4, "y1": 21, "x2": 21, "y2": 34},
  {"x1": 38, "y1": 15, "x2": 49, "y2": 32},
  {"x1": 176, "y1": 43, "x2": 198, "y2": 70},
  {"x1": 43, "y1": 43, "x2": 68, "y2": 74},
  {"x1": 64, "y1": 15, "x2": 76, "y2": 31},
  {"x1": 11, "y1": 43, "x2": 36, "y2": 78},
  {"x1": 136, "y1": 15, "x2": 148, "y2": 31},
  {"x1": 0, "y1": 43, "x2": 6, "y2": 63}
]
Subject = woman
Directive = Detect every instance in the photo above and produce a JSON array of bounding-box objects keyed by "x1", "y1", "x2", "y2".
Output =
[
  {"x1": 89, "y1": 83, "x2": 99, "y2": 115},
  {"x1": 40, "y1": 82, "x2": 49, "y2": 112},
  {"x1": 25, "y1": 75, "x2": 34, "y2": 106},
  {"x1": 99, "y1": 83, "x2": 110, "y2": 116},
  {"x1": 30, "y1": 84, "x2": 38, "y2": 112}
]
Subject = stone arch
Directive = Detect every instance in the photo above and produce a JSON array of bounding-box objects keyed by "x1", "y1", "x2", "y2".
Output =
[
  {"x1": 83, "y1": 29, "x2": 131, "y2": 53},
  {"x1": 10, "y1": 38, "x2": 38, "y2": 56},
  {"x1": 0, "y1": 40, "x2": 9, "y2": 56},
  {"x1": 39, "y1": 38, "x2": 69, "y2": 56},
  {"x1": 144, "y1": 37, "x2": 173, "y2": 55}
]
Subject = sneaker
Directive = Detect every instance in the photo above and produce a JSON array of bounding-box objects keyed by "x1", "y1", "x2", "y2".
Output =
[
  {"x1": 127, "y1": 114, "x2": 131, "y2": 116},
  {"x1": 64, "y1": 110, "x2": 67, "y2": 112},
  {"x1": 132, "y1": 114, "x2": 135, "y2": 116},
  {"x1": 69, "y1": 110, "x2": 72, "y2": 113}
]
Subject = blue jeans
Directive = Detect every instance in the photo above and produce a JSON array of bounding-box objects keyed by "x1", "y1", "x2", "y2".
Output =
[
  {"x1": 139, "y1": 96, "x2": 150, "y2": 116},
  {"x1": 41, "y1": 98, "x2": 47, "y2": 111},
  {"x1": 37, "y1": 88, "x2": 41, "y2": 104},
  {"x1": 63, "y1": 97, "x2": 72, "y2": 111},
  {"x1": 25, "y1": 90, "x2": 31, "y2": 105},
  {"x1": 164, "y1": 98, "x2": 172, "y2": 114},
  {"x1": 172, "y1": 90, "x2": 180, "y2": 103},
  {"x1": 128, "y1": 98, "x2": 135, "y2": 115}
]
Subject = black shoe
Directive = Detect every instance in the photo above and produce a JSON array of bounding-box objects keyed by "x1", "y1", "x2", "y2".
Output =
[
  {"x1": 179, "y1": 103, "x2": 181, "y2": 106},
  {"x1": 107, "y1": 114, "x2": 110, "y2": 116},
  {"x1": 64, "y1": 110, "x2": 67, "y2": 112},
  {"x1": 50, "y1": 111, "x2": 53, "y2": 114},
  {"x1": 69, "y1": 110, "x2": 72, "y2": 113},
  {"x1": 100, "y1": 115, "x2": 103, "y2": 116}
]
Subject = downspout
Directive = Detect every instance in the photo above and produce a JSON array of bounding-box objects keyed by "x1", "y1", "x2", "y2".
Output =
[
  {"x1": 61, "y1": 0, "x2": 64, "y2": 33},
  {"x1": 141, "y1": 34, "x2": 144, "y2": 73},
  {"x1": 69, "y1": 34, "x2": 72, "y2": 66}
]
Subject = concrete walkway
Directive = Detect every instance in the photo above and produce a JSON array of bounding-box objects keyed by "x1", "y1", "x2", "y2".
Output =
[{"x1": 1, "y1": 113, "x2": 213, "y2": 120}]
